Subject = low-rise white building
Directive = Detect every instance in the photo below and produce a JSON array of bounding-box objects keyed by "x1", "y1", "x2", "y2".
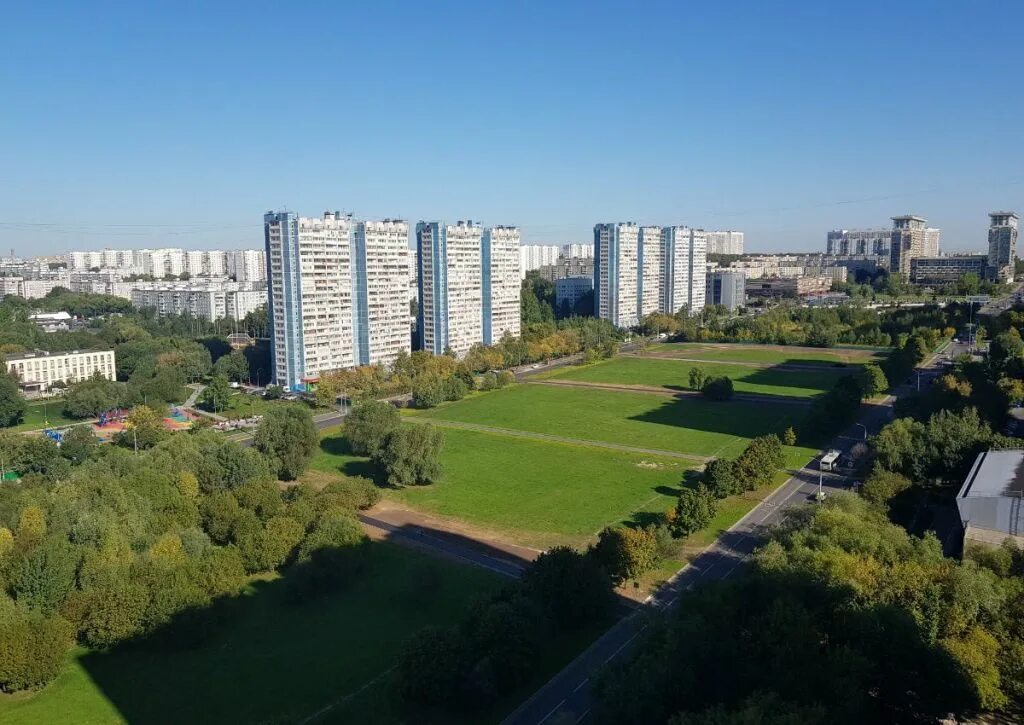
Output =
[{"x1": 7, "y1": 349, "x2": 116, "y2": 395}]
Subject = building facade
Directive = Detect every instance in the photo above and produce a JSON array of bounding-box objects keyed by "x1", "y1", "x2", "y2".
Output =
[
  {"x1": 130, "y1": 281, "x2": 266, "y2": 321},
  {"x1": 226, "y1": 249, "x2": 268, "y2": 283},
  {"x1": 910, "y1": 255, "x2": 989, "y2": 285},
  {"x1": 988, "y1": 212, "x2": 1019, "y2": 283},
  {"x1": 352, "y1": 220, "x2": 411, "y2": 366},
  {"x1": 889, "y1": 215, "x2": 929, "y2": 279},
  {"x1": 826, "y1": 229, "x2": 892, "y2": 258},
  {"x1": 265, "y1": 211, "x2": 354, "y2": 391},
  {"x1": 535, "y1": 257, "x2": 595, "y2": 282},
  {"x1": 637, "y1": 226, "x2": 663, "y2": 321},
  {"x1": 417, "y1": 221, "x2": 483, "y2": 356},
  {"x1": 519, "y1": 244, "x2": 561, "y2": 279},
  {"x1": 706, "y1": 269, "x2": 746, "y2": 311},
  {"x1": 481, "y1": 226, "x2": 521, "y2": 345},
  {"x1": 705, "y1": 230, "x2": 744, "y2": 255},
  {"x1": 660, "y1": 226, "x2": 707, "y2": 316},
  {"x1": 561, "y1": 243, "x2": 594, "y2": 259},
  {"x1": 7, "y1": 349, "x2": 116, "y2": 394},
  {"x1": 555, "y1": 276, "x2": 593, "y2": 311},
  {"x1": 594, "y1": 223, "x2": 640, "y2": 328}
]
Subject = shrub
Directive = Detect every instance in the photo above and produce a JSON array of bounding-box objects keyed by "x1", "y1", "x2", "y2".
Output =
[
  {"x1": 344, "y1": 400, "x2": 401, "y2": 457},
  {"x1": 702, "y1": 376, "x2": 734, "y2": 401}
]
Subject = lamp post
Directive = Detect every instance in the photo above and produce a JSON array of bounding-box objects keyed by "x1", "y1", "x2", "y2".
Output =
[{"x1": 855, "y1": 423, "x2": 868, "y2": 441}]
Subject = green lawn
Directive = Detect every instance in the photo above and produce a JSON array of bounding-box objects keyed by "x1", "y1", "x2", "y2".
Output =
[
  {"x1": 0, "y1": 542, "x2": 502, "y2": 725},
  {"x1": 549, "y1": 356, "x2": 850, "y2": 398},
  {"x1": 315, "y1": 426, "x2": 698, "y2": 548},
  {"x1": 10, "y1": 401, "x2": 85, "y2": 432},
  {"x1": 416, "y1": 383, "x2": 815, "y2": 465},
  {"x1": 647, "y1": 342, "x2": 887, "y2": 366}
]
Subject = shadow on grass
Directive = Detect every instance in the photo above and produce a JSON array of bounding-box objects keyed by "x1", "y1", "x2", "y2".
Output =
[
  {"x1": 77, "y1": 521, "x2": 625, "y2": 725},
  {"x1": 319, "y1": 434, "x2": 380, "y2": 481}
]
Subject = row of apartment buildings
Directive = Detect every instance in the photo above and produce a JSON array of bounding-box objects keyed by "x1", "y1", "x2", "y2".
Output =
[
  {"x1": 264, "y1": 213, "x2": 522, "y2": 391},
  {"x1": 826, "y1": 212, "x2": 1018, "y2": 282},
  {"x1": 67, "y1": 248, "x2": 266, "y2": 282},
  {"x1": 593, "y1": 223, "x2": 708, "y2": 328}
]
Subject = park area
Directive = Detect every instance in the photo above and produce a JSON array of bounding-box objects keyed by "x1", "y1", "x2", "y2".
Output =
[{"x1": 0, "y1": 543, "x2": 506, "y2": 725}]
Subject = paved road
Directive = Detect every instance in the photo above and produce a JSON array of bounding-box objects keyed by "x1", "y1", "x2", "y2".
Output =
[{"x1": 501, "y1": 347, "x2": 950, "y2": 725}]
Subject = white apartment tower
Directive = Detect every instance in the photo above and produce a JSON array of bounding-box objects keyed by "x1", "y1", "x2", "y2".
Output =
[
  {"x1": 989, "y1": 212, "x2": 1019, "y2": 282},
  {"x1": 661, "y1": 226, "x2": 707, "y2": 316},
  {"x1": 705, "y1": 230, "x2": 744, "y2": 255},
  {"x1": 482, "y1": 226, "x2": 521, "y2": 345},
  {"x1": 417, "y1": 221, "x2": 484, "y2": 356},
  {"x1": 593, "y1": 223, "x2": 640, "y2": 328},
  {"x1": 227, "y1": 249, "x2": 267, "y2": 282},
  {"x1": 637, "y1": 226, "x2": 663, "y2": 320},
  {"x1": 353, "y1": 220, "x2": 411, "y2": 366}
]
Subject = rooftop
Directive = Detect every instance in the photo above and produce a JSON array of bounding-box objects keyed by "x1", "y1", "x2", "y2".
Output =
[
  {"x1": 5, "y1": 348, "x2": 113, "y2": 362},
  {"x1": 959, "y1": 450, "x2": 1024, "y2": 499}
]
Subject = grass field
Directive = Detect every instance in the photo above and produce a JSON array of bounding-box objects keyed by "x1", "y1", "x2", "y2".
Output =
[
  {"x1": 646, "y1": 342, "x2": 887, "y2": 366},
  {"x1": 416, "y1": 383, "x2": 815, "y2": 465},
  {"x1": 314, "y1": 426, "x2": 698, "y2": 547},
  {"x1": 548, "y1": 356, "x2": 850, "y2": 398},
  {"x1": 0, "y1": 542, "x2": 503, "y2": 725},
  {"x1": 10, "y1": 401, "x2": 84, "y2": 432}
]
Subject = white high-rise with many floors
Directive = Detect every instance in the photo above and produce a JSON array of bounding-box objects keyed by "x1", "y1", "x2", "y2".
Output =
[
  {"x1": 417, "y1": 221, "x2": 484, "y2": 356},
  {"x1": 594, "y1": 223, "x2": 640, "y2": 328},
  {"x1": 661, "y1": 226, "x2": 707, "y2": 316},
  {"x1": 227, "y1": 249, "x2": 267, "y2": 282},
  {"x1": 482, "y1": 226, "x2": 521, "y2": 345},
  {"x1": 352, "y1": 220, "x2": 411, "y2": 366},
  {"x1": 519, "y1": 244, "x2": 561, "y2": 279},
  {"x1": 561, "y1": 243, "x2": 594, "y2": 259},
  {"x1": 705, "y1": 230, "x2": 744, "y2": 255},
  {"x1": 637, "y1": 226, "x2": 663, "y2": 320}
]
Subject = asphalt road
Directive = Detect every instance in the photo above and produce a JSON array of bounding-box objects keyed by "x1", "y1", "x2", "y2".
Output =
[{"x1": 500, "y1": 347, "x2": 952, "y2": 725}]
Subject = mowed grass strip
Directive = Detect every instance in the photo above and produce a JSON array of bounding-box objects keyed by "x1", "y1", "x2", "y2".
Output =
[
  {"x1": 0, "y1": 543, "x2": 501, "y2": 725},
  {"x1": 417, "y1": 384, "x2": 815, "y2": 465},
  {"x1": 548, "y1": 356, "x2": 848, "y2": 398},
  {"x1": 647, "y1": 342, "x2": 887, "y2": 366}
]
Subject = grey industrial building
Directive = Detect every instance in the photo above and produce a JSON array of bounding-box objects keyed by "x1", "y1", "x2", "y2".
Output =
[
  {"x1": 910, "y1": 254, "x2": 989, "y2": 285},
  {"x1": 957, "y1": 450, "x2": 1024, "y2": 548}
]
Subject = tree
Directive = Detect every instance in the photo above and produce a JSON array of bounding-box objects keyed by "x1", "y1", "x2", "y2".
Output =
[
  {"x1": 859, "y1": 363, "x2": 889, "y2": 397},
  {"x1": 10, "y1": 538, "x2": 79, "y2": 614},
  {"x1": 411, "y1": 374, "x2": 447, "y2": 409},
  {"x1": 59, "y1": 424, "x2": 98, "y2": 464},
  {"x1": 115, "y1": 405, "x2": 166, "y2": 450},
  {"x1": 671, "y1": 485, "x2": 716, "y2": 537},
  {"x1": 860, "y1": 468, "x2": 912, "y2": 508},
  {"x1": 703, "y1": 457, "x2": 741, "y2": 498},
  {"x1": 63, "y1": 372, "x2": 124, "y2": 418},
  {"x1": 397, "y1": 626, "x2": 471, "y2": 705},
  {"x1": 254, "y1": 405, "x2": 318, "y2": 480},
  {"x1": 733, "y1": 435, "x2": 783, "y2": 491},
  {"x1": 873, "y1": 417, "x2": 927, "y2": 480},
  {"x1": 258, "y1": 516, "x2": 305, "y2": 569},
  {"x1": 782, "y1": 426, "x2": 797, "y2": 446},
  {"x1": 264, "y1": 384, "x2": 283, "y2": 400},
  {"x1": 213, "y1": 349, "x2": 249, "y2": 383},
  {"x1": 0, "y1": 598, "x2": 73, "y2": 692},
  {"x1": 522, "y1": 546, "x2": 614, "y2": 628},
  {"x1": 200, "y1": 374, "x2": 232, "y2": 413},
  {"x1": 372, "y1": 424, "x2": 444, "y2": 487},
  {"x1": 688, "y1": 367, "x2": 708, "y2": 391},
  {"x1": 15, "y1": 505, "x2": 46, "y2": 548},
  {"x1": 0, "y1": 374, "x2": 25, "y2": 427},
  {"x1": 344, "y1": 401, "x2": 401, "y2": 458},
  {"x1": 906, "y1": 334, "x2": 930, "y2": 365},
  {"x1": 590, "y1": 526, "x2": 659, "y2": 584},
  {"x1": 702, "y1": 376, "x2": 734, "y2": 401},
  {"x1": 297, "y1": 512, "x2": 366, "y2": 560}
]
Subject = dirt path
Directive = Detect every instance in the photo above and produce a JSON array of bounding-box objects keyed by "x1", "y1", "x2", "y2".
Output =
[
  {"x1": 405, "y1": 415, "x2": 712, "y2": 463},
  {"x1": 528, "y1": 378, "x2": 813, "y2": 407}
]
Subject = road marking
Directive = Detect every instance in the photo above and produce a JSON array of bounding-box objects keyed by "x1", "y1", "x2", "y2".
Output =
[
  {"x1": 573, "y1": 677, "x2": 590, "y2": 693},
  {"x1": 539, "y1": 699, "x2": 568, "y2": 724},
  {"x1": 603, "y1": 630, "x2": 642, "y2": 665},
  {"x1": 575, "y1": 708, "x2": 592, "y2": 723}
]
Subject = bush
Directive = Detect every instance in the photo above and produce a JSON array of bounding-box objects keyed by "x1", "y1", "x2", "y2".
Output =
[
  {"x1": 372, "y1": 424, "x2": 444, "y2": 487},
  {"x1": 0, "y1": 597, "x2": 73, "y2": 692},
  {"x1": 496, "y1": 371, "x2": 515, "y2": 388},
  {"x1": 344, "y1": 400, "x2": 400, "y2": 457},
  {"x1": 702, "y1": 376, "x2": 734, "y2": 401},
  {"x1": 411, "y1": 375, "x2": 446, "y2": 408}
]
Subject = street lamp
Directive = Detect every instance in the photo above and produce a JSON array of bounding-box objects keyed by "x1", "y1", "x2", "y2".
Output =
[{"x1": 855, "y1": 423, "x2": 868, "y2": 441}]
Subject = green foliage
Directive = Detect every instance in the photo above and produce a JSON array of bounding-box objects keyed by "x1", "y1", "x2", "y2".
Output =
[
  {"x1": 298, "y1": 512, "x2": 366, "y2": 561},
  {"x1": 213, "y1": 349, "x2": 249, "y2": 383},
  {"x1": 397, "y1": 626, "x2": 471, "y2": 706},
  {"x1": 521, "y1": 546, "x2": 614, "y2": 629},
  {"x1": 59, "y1": 425, "x2": 98, "y2": 464},
  {"x1": 372, "y1": 424, "x2": 444, "y2": 487},
  {"x1": 344, "y1": 400, "x2": 400, "y2": 456},
  {"x1": 263, "y1": 384, "x2": 283, "y2": 400},
  {"x1": 860, "y1": 468, "x2": 912, "y2": 508},
  {"x1": 873, "y1": 408, "x2": 994, "y2": 485},
  {"x1": 199, "y1": 374, "x2": 232, "y2": 413},
  {"x1": 859, "y1": 363, "x2": 889, "y2": 397},
  {"x1": 590, "y1": 526, "x2": 659, "y2": 584},
  {"x1": 0, "y1": 374, "x2": 25, "y2": 428},
  {"x1": 782, "y1": 426, "x2": 797, "y2": 446},
  {"x1": 0, "y1": 597, "x2": 73, "y2": 692},
  {"x1": 687, "y1": 366, "x2": 708, "y2": 391},
  {"x1": 254, "y1": 405, "x2": 319, "y2": 481},
  {"x1": 702, "y1": 458, "x2": 741, "y2": 499},
  {"x1": 9, "y1": 538, "x2": 79, "y2": 614},
  {"x1": 671, "y1": 485, "x2": 717, "y2": 537},
  {"x1": 701, "y1": 376, "x2": 734, "y2": 401},
  {"x1": 63, "y1": 372, "x2": 125, "y2": 418}
]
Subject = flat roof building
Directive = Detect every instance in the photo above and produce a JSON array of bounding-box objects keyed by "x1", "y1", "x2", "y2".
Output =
[
  {"x1": 957, "y1": 450, "x2": 1024, "y2": 548},
  {"x1": 7, "y1": 349, "x2": 116, "y2": 396}
]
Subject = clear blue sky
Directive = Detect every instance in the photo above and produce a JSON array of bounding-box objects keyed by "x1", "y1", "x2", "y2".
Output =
[{"x1": 1, "y1": 0, "x2": 1021, "y2": 254}]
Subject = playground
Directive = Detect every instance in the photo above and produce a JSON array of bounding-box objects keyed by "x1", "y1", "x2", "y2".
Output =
[{"x1": 58, "y1": 407, "x2": 202, "y2": 444}]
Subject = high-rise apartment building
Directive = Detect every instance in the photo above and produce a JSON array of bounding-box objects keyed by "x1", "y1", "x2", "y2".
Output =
[
  {"x1": 988, "y1": 212, "x2": 1019, "y2": 282},
  {"x1": 227, "y1": 249, "x2": 268, "y2": 283},
  {"x1": 661, "y1": 226, "x2": 707, "y2": 315},
  {"x1": 826, "y1": 229, "x2": 892, "y2": 258},
  {"x1": 482, "y1": 226, "x2": 521, "y2": 345},
  {"x1": 561, "y1": 243, "x2": 594, "y2": 259},
  {"x1": 594, "y1": 223, "x2": 640, "y2": 328},
  {"x1": 889, "y1": 215, "x2": 929, "y2": 279},
  {"x1": 706, "y1": 269, "x2": 746, "y2": 311},
  {"x1": 705, "y1": 230, "x2": 744, "y2": 255},
  {"x1": 637, "y1": 226, "x2": 663, "y2": 320},
  {"x1": 519, "y1": 244, "x2": 561, "y2": 279},
  {"x1": 264, "y1": 211, "x2": 412, "y2": 390},
  {"x1": 265, "y1": 211, "x2": 354, "y2": 390},
  {"x1": 352, "y1": 220, "x2": 411, "y2": 366},
  {"x1": 924, "y1": 228, "x2": 941, "y2": 257},
  {"x1": 417, "y1": 221, "x2": 484, "y2": 356},
  {"x1": 184, "y1": 250, "x2": 228, "y2": 277}
]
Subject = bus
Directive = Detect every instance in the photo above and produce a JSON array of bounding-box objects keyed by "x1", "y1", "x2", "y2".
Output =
[{"x1": 820, "y1": 449, "x2": 842, "y2": 472}]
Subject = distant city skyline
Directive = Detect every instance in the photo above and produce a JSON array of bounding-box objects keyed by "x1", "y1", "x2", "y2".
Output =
[{"x1": 2, "y1": 2, "x2": 1021, "y2": 255}]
